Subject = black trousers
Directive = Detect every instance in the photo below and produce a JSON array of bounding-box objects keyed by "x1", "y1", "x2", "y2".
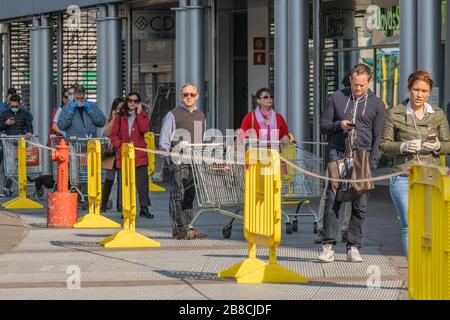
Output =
[
  {"x1": 169, "y1": 163, "x2": 196, "y2": 234},
  {"x1": 118, "y1": 165, "x2": 150, "y2": 209}
]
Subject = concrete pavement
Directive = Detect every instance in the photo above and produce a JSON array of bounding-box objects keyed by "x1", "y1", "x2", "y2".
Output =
[{"x1": 0, "y1": 181, "x2": 408, "y2": 300}]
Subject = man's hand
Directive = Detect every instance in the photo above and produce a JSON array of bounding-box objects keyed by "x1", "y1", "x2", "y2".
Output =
[
  {"x1": 84, "y1": 101, "x2": 94, "y2": 113},
  {"x1": 26, "y1": 132, "x2": 33, "y2": 138},
  {"x1": 69, "y1": 101, "x2": 78, "y2": 113},
  {"x1": 5, "y1": 118, "x2": 16, "y2": 126},
  {"x1": 341, "y1": 120, "x2": 355, "y2": 132}
]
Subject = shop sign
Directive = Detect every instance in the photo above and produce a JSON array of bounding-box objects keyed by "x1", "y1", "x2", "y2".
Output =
[
  {"x1": 366, "y1": 5, "x2": 400, "y2": 37},
  {"x1": 367, "y1": 1, "x2": 447, "y2": 38},
  {"x1": 133, "y1": 11, "x2": 175, "y2": 40}
]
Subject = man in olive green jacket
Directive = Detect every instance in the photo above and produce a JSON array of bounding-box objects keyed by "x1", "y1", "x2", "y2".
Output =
[{"x1": 380, "y1": 102, "x2": 450, "y2": 171}]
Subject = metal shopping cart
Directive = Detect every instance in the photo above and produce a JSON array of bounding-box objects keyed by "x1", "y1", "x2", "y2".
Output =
[
  {"x1": 66, "y1": 137, "x2": 109, "y2": 210},
  {"x1": 1, "y1": 135, "x2": 44, "y2": 191},
  {"x1": 186, "y1": 143, "x2": 245, "y2": 239},
  {"x1": 280, "y1": 143, "x2": 324, "y2": 234}
]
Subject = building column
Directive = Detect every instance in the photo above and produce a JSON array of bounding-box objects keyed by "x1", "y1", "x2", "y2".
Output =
[
  {"x1": 174, "y1": 0, "x2": 187, "y2": 97},
  {"x1": 97, "y1": 4, "x2": 123, "y2": 118},
  {"x1": 399, "y1": 0, "x2": 417, "y2": 102},
  {"x1": 96, "y1": 6, "x2": 107, "y2": 116},
  {"x1": 275, "y1": 0, "x2": 288, "y2": 121},
  {"x1": 445, "y1": 0, "x2": 450, "y2": 109},
  {"x1": 287, "y1": 0, "x2": 309, "y2": 143},
  {"x1": 313, "y1": 0, "x2": 323, "y2": 156},
  {"x1": 106, "y1": 4, "x2": 123, "y2": 106},
  {"x1": 30, "y1": 15, "x2": 52, "y2": 174},
  {"x1": 417, "y1": 0, "x2": 442, "y2": 105},
  {"x1": 187, "y1": 0, "x2": 205, "y2": 110}
]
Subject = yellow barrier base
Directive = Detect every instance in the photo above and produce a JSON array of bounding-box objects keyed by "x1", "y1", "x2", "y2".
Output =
[
  {"x1": 218, "y1": 259, "x2": 309, "y2": 284},
  {"x1": 2, "y1": 197, "x2": 44, "y2": 209},
  {"x1": 149, "y1": 182, "x2": 166, "y2": 192},
  {"x1": 235, "y1": 263, "x2": 309, "y2": 284},
  {"x1": 73, "y1": 213, "x2": 121, "y2": 229},
  {"x1": 99, "y1": 230, "x2": 161, "y2": 248},
  {"x1": 218, "y1": 258, "x2": 267, "y2": 279}
]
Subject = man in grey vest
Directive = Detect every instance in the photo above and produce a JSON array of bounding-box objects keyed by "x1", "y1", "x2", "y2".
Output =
[{"x1": 159, "y1": 83, "x2": 207, "y2": 240}]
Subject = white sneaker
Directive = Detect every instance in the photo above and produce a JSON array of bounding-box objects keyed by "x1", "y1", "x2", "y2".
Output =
[
  {"x1": 347, "y1": 246, "x2": 364, "y2": 263},
  {"x1": 318, "y1": 244, "x2": 335, "y2": 263}
]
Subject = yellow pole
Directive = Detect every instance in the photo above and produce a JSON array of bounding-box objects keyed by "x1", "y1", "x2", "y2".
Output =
[
  {"x1": 2, "y1": 137, "x2": 43, "y2": 209},
  {"x1": 145, "y1": 132, "x2": 165, "y2": 192},
  {"x1": 74, "y1": 140, "x2": 121, "y2": 228},
  {"x1": 99, "y1": 143, "x2": 160, "y2": 248}
]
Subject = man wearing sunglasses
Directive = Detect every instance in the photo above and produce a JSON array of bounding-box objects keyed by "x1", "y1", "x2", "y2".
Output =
[
  {"x1": 159, "y1": 83, "x2": 207, "y2": 240},
  {"x1": 58, "y1": 85, "x2": 106, "y2": 139}
]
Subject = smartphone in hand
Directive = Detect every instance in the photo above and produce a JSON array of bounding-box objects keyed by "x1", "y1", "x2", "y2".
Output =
[{"x1": 426, "y1": 134, "x2": 437, "y2": 143}]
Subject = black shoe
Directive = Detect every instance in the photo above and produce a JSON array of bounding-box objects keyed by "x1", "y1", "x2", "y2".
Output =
[
  {"x1": 139, "y1": 207, "x2": 154, "y2": 219},
  {"x1": 314, "y1": 229, "x2": 324, "y2": 244}
]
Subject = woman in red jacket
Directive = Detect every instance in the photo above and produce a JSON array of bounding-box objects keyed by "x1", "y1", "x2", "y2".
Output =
[
  {"x1": 111, "y1": 92, "x2": 153, "y2": 219},
  {"x1": 239, "y1": 87, "x2": 290, "y2": 144}
]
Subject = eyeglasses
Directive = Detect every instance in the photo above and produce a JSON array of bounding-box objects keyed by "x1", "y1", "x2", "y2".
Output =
[
  {"x1": 183, "y1": 93, "x2": 198, "y2": 98},
  {"x1": 64, "y1": 96, "x2": 69, "y2": 99},
  {"x1": 260, "y1": 95, "x2": 272, "y2": 100},
  {"x1": 127, "y1": 99, "x2": 140, "y2": 104}
]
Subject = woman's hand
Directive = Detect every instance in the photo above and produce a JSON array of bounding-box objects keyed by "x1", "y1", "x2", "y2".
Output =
[
  {"x1": 423, "y1": 137, "x2": 441, "y2": 152},
  {"x1": 137, "y1": 103, "x2": 143, "y2": 114},
  {"x1": 280, "y1": 135, "x2": 291, "y2": 145}
]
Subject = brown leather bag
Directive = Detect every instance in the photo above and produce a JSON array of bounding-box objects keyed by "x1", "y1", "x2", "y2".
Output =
[{"x1": 327, "y1": 130, "x2": 374, "y2": 202}]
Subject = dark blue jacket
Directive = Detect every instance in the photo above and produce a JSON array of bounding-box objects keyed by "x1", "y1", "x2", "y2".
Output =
[{"x1": 320, "y1": 88, "x2": 386, "y2": 170}]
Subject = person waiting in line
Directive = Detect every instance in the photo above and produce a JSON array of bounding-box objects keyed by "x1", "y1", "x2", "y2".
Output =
[
  {"x1": 380, "y1": 70, "x2": 450, "y2": 258},
  {"x1": 159, "y1": 83, "x2": 207, "y2": 240},
  {"x1": 48, "y1": 86, "x2": 75, "y2": 141},
  {"x1": 319, "y1": 63, "x2": 386, "y2": 263},
  {"x1": 238, "y1": 88, "x2": 290, "y2": 145},
  {"x1": 57, "y1": 85, "x2": 106, "y2": 139},
  {"x1": 0, "y1": 94, "x2": 33, "y2": 197},
  {"x1": 101, "y1": 97, "x2": 124, "y2": 213},
  {"x1": 315, "y1": 73, "x2": 353, "y2": 244},
  {"x1": 111, "y1": 92, "x2": 153, "y2": 219}
]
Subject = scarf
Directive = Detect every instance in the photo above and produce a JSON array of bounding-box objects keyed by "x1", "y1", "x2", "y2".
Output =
[{"x1": 254, "y1": 107, "x2": 278, "y2": 141}]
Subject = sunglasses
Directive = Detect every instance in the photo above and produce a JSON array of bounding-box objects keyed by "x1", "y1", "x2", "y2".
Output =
[
  {"x1": 260, "y1": 95, "x2": 272, "y2": 100},
  {"x1": 183, "y1": 93, "x2": 198, "y2": 98},
  {"x1": 127, "y1": 99, "x2": 140, "y2": 104}
]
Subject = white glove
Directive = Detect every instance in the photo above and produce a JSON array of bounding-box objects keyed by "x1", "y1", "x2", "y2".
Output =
[
  {"x1": 423, "y1": 137, "x2": 441, "y2": 152},
  {"x1": 400, "y1": 140, "x2": 421, "y2": 154}
]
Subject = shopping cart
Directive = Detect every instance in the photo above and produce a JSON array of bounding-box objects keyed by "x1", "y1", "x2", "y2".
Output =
[
  {"x1": 1, "y1": 135, "x2": 44, "y2": 189},
  {"x1": 280, "y1": 143, "x2": 324, "y2": 234},
  {"x1": 67, "y1": 137, "x2": 109, "y2": 210},
  {"x1": 186, "y1": 143, "x2": 245, "y2": 239}
]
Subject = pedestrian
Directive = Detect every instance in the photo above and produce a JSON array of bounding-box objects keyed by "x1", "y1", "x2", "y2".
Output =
[
  {"x1": 159, "y1": 83, "x2": 207, "y2": 240},
  {"x1": 111, "y1": 92, "x2": 153, "y2": 219},
  {"x1": 57, "y1": 85, "x2": 106, "y2": 138},
  {"x1": 0, "y1": 94, "x2": 34, "y2": 197},
  {"x1": 101, "y1": 97, "x2": 124, "y2": 213},
  {"x1": 315, "y1": 74, "x2": 353, "y2": 244},
  {"x1": 239, "y1": 88, "x2": 290, "y2": 145},
  {"x1": 380, "y1": 70, "x2": 450, "y2": 257},
  {"x1": 49, "y1": 86, "x2": 75, "y2": 140},
  {"x1": 318, "y1": 63, "x2": 386, "y2": 263}
]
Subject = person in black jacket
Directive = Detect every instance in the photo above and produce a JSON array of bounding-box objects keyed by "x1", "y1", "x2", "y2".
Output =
[
  {"x1": 318, "y1": 63, "x2": 386, "y2": 263},
  {"x1": 0, "y1": 94, "x2": 33, "y2": 197}
]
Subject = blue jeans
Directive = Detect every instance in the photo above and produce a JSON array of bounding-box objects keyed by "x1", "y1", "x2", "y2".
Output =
[{"x1": 389, "y1": 176, "x2": 408, "y2": 257}]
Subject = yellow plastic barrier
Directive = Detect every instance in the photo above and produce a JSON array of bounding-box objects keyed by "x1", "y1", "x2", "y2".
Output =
[
  {"x1": 100, "y1": 143, "x2": 160, "y2": 248},
  {"x1": 74, "y1": 140, "x2": 121, "y2": 229},
  {"x1": 218, "y1": 148, "x2": 309, "y2": 284},
  {"x1": 409, "y1": 165, "x2": 450, "y2": 300},
  {"x1": 144, "y1": 132, "x2": 165, "y2": 192},
  {"x1": 2, "y1": 137, "x2": 43, "y2": 209}
]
